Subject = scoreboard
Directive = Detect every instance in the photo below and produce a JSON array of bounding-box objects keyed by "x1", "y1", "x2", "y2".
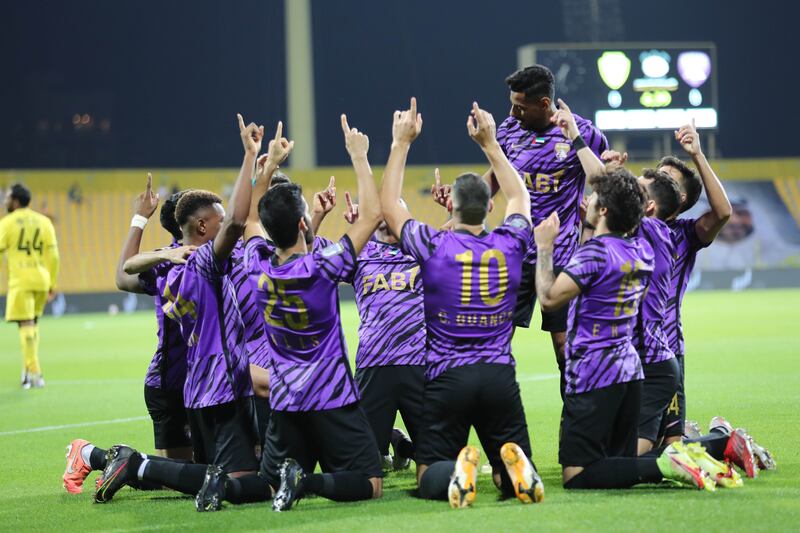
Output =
[{"x1": 517, "y1": 42, "x2": 718, "y2": 131}]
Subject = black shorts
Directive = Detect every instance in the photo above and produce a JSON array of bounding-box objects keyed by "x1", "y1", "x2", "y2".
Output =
[
  {"x1": 143, "y1": 385, "x2": 191, "y2": 450},
  {"x1": 354, "y1": 365, "x2": 425, "y2": 455},
  {"x1": 415, "y1": 363, "x2": 531, "y2": 470},
  {"x1": 559, "y1": 380, "x2": 642, "y2": 467},
  {"x1": 186, "y1": 396, "x2": 260, "y2": 473},
  {"x1": 254, "y1": 396, "x2": 272, "y2": 450},
  {"x1": 260, "y1": 402, "x2": 384, "y2": 489},
  {"x1": 513, "y1": 262, "x2": 568, "y2": 332},
  {"x1": 663, "y1": 354, "x2": 685, "y2": 438},
  {"x1": 639, "y1": 358, "x2": 681, "y2": 443}
]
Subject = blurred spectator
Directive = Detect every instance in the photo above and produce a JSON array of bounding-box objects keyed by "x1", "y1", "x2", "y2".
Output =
[{"x1": 68, "y1": 183, "x2": 83, "y2": 205}]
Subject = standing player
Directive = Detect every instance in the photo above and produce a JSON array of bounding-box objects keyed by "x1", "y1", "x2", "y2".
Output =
[
  {"x1": 0, "y1": 183, "x2": 59, "y2": 389},
  {"x1": 534, "y1": 161, "x2": 729, "y2": 491},
  {"x1": 93, "y1": 115, "x2": 273, "y2": 504},
  {"x1": 384, "y1": 99, "x2": 544, "y2": 508},
  {"x1": 433, "y1": 66, "x2": 607, "y2": 396},
  {"x1": 657, "y1": 120, "x2": 732, "y2": 443},
  {"x1": 242, "y1": 114, "x2": 384, "y2": 511}
]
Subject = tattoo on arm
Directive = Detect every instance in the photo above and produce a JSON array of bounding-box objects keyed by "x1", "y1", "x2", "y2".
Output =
[{"x1": 535, "y1": 247, "x2": 555, "y2": 303}]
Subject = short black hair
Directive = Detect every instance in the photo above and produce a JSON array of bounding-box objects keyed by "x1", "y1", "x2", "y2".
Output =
[
  {"x1": 658, "y1": 155, "x2": 702, "y2": 213},
  {"x1": 641, "y1": 169, "x2": 681, "y2": 221},
  {"x1": 505, "y1": 65, "x2": 555, "y2": 102},
  {"x1": 9, "y1": 183, "x2": 31, "y2": 207},
  {"x1": 259, "y1": 183, "x2": 306, "y2": 249},
  {"x1": 452, "y1": 173, "x2": 490, "y2": 225},
  {"x1": 270, "y1": 171, "x2": 291, "y2": 188},
  {"x1": 589, "y1": 167, "x2": 646, "y2": 234},
  {"x1": 174, "y1": 190, "x2": 222, "y2": 228},
  {"x1": 160, "y1": 189, "x2": 189, "y2": 241}
]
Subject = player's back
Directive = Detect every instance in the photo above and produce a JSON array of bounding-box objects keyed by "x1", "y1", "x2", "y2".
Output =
[
  {"x1": 563, "y1": 234, "x2": 654, "y2": 394},
  {"x1": 400, "y1": 215, "x2": 530, "y2": 381},
  {"x1": 0, "y1": 208, "x2": 57, "y2": 291}
]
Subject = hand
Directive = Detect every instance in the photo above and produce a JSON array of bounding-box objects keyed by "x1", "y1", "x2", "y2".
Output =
[
  {"x1": 600, "y1": 150, "x2": 628, "y2": 166},
  {"x1": 550, "y1": 98, "x2": 580, "y2": 140},
  {"x1": 534, "y1": 212, "x2": 561, "y2": 248},
  {"x1": 675, "y1": 118, "x2": 701, "y2": 156},
  {"x1": 466, "y1": 101, "x2": 498, "y2": 148},
  {"x1": 161, "y1": 245, "x2": 198, "y2": 265},
  {"x1": 47, "y1": 289, "x2": 56, "y2": 303},
  {"x1": 343, "y1": 191, "x2": 359, "y2": 224},
  {"x1": 392, "y1": 97, "x2": 423, "y2": 145},
  {"x1": 266, "y1": 121, "x2": 295, "y2": 166},
  {"x1": 254, "y1": 154, "x2": 272, "y2": 185},
  {"x1": 341, "y1": 114, "x2": 369, "y2": 158},
  {"x1": 579, "y1": 197, "x2": 589, "y2": 223},
  {"x1": 237, "y1": 114, "x2": 265, "y2": 156},
  {"x1": 431, "y1": 167, "x2": 451, "y2": 208},
  {"x1": 312, "y1": 176, "x2": 337, "y2": 216},
  {"x1": 134, "y1": 173, "x2": 160, "y2": 218}
]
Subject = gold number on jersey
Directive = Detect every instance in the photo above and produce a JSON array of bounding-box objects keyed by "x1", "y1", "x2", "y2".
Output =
[
  {"x1": 523, "y1": 169, "x2": 565, "y2": 193},
  {"x1": 613, "y1": 260, "x2": 643, "y2": 317},
  {"x1": 258, "y1": 274, "x2": 309, "y2": 330},
  {"x1": 16, "y1": 227, "x2": 44, "y2": 256},
  {"x1": 161, "y1": 284, "x2": 197, "y2": 320},
  {"x1": 455, "y1": 249, "x2": 509, "y2": 306}
]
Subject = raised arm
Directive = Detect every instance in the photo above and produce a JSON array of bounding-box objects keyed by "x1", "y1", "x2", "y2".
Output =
[
  {"x1": 213, "y1": 114, "x2": 264, "y2": 260},
  {"x1": 244, "y1": 127, "x2": 295, "y2": 243},
  {"x1": 467, "y1": 101, "x2": 531, "y2": 224},
  {"x1": 380, "y1": 97, "x2": 422, "y2": 239},
  {"x1": 341, "y1": 114, "x2": 381, "y2": 254},
  {"x1": 552, "y1": 99, "x2": 605, "y2": 179},
  {"x1": 534, "y1": 212, "x2": 581, "y2": 310},
  {"x1": 677, "y1": 120, "x2": 732, "y2": 244},
  {"x1": 116, "y1": 173, "x2": 160, "y2": 293},
  {"x1": 310, "y1": 176, "x2": 337, "y2": 235}
]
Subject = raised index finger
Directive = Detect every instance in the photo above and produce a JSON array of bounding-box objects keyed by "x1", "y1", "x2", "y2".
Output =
[
  {"x1": 237, "y1": 113, "x2": 245, "y2": 132},
  {"x1": 328, "y1": 175, "x2": 335, "y2": 189},
  {"x1": 146, "y1": 173, "x2": 152, "y2": 194},
  {"x1": 409, "y1": 97, "x2": 417, "y2": 116},
  {"x1": 274, "y1": 121, "x2": 283, "y2": 142},
  {"x1": 434, "y1": 167, "x2": 441, "y2": 188},
  {"x1": 340, "y1": 114, "x2": 350, "y2": 135},
  {"x1": 557, "y1": 98, "x2": 571, "y2": 112},
  {"x1": 345, "y1": 191, "x2": 353, "y2": 208}
]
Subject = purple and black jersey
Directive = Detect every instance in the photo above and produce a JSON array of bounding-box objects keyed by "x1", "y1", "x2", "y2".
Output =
[
  {"x1": 563, "y1": 234, "x2": 654, "y2": 395},
  {"x1": 161, "y1": 241, "x2": 253, "y2": 409},
  {"x1": 497, "y1": 114, "x2": 608, "y2": 267},
  {"x1": 138, "y1": 257, "x2": 187, "y2": 391},
  {"x1": 230, "y1": 241, "x2": 270, "y2": 368},
  {"x1": 634, "y1": 217, "x2": 676, "y2": 364},
  {"x1": 246, "y1": 235, "x2": 360, "y2": 412},
  {"x1": 399, "y1": 215, "x2": 530, "y2": 381},
  {"x1": 346, "y1": 240, "x2": 426, "y2": 369},
  {"x1": 666, "y1": 218, "x2": 711, "y2": 356}
]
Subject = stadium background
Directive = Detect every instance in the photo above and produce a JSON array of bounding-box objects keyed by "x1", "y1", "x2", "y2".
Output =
[{"x1": 1, "y1": 0, "x2": 798, "y2": 309}]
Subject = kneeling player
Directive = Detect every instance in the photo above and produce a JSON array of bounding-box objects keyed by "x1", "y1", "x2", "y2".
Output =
[{"x1": 382, "y1": 99, "x2": 544, "y2": 508}]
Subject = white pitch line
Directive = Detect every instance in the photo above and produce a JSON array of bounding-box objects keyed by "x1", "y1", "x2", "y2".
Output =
[
  {"x1": 0, "y1": 416, "x2": 149, "y2": 437},
  {"x1": 518, "y1": 373, "x2": 560, "y2": 382},
  {"x1": 47, "y1": 378, "x2": 142, "y2": 385}
]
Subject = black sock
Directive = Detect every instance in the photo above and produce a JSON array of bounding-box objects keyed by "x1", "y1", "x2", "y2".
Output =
[
  {"x1": 396, "y1": 438, "x2": 415, "y2": 458},
  {"x1": 127, "y1": 479, "x2": 163, "y2": 491},
  {"x1": 304, "y1": 472, "x2": 374, "y2": 502},
  {"x1": 142, "y1": 459, "x2": 207, "y2": 496},
  {"x1": 684, "y1": 434, "x2": 729, "y2": 461},
  {"x1": 89, "y1": 447, "x2": 108, "y2": 470},
  {"x1": 418, "y1": 461, "x2": 455, "y2": 500},
  {"x1": 564, "y1": 457, "x2": 662, "y2": 489},
  {"x1": 225, "y1": 474, "x2": 272, "y2": 504}
]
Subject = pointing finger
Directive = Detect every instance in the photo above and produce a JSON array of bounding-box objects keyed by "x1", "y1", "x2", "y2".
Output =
[
  {"x1": 410, "y1": 97, "x2": 417, "y2": 116},
  {"x1": 274, "y1": 121, "x2": 283, "y2": 142},
  {"x1": 237, "y1": 113, "x2": 245, "y2": 132},
  {"x1": 341, "y1": 114, "x2": 350, "y2": 135},
  {"x1": 557, "y1": 98, "x2": 570, "y2": 112},
  {"x1": 146, "y1": 173, "x2": 152, "y2": 194},
  {"x1": 345, "y1": 191, "x2": 353, "y2": 208},
  {"x1": 328, "y1": 175, "x2": 335, "y2": 190}
]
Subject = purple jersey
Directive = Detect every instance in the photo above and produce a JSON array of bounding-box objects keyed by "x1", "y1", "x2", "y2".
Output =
[
  {"x1": 563, "y1": 234, "x2": 654, "y2": 395},
  {"x1": 666, "y1": 218, "x2": 710, "y2": 355},
  {"x1": 138, "y1": 258, "x2": 188, "y2": 391},
  {"x1": 246, "y1": 235, "x2": 360, "y2": 412},
  {"x1": 162, "y1": 241, "x2": 253, "y2": 409},
  {"x1": 633, "y1": 218, "x2": 676, "y2": 364},
  {"x1": 346, "y1": 239, "x2": 426, "y2": 369},
  {"x1": 399, "y1": 215, "x2": 530, "y2": 381},
  {"x1": 497, "y1": 114, "x2": 608, "y2": 266},
  {"x1": 230, "y1": 241, "x2": 270, "y2": 368}
]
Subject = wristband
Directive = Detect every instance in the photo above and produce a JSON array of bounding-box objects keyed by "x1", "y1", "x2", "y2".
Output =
[
  {"x1": 572, "y1": 134, "x2": 587, "y2": 151},
  {"x1": 131, "y1": 214, "x2": 148, "y2": 230}
]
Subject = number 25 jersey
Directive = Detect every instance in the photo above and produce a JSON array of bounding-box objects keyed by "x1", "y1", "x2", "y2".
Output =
[{"x1": 399, "y1": 215, "x2": 530, "y2": 381}]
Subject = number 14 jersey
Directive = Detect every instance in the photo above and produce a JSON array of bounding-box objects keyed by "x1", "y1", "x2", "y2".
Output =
[{"x1": 399, "y1": 215, "x2": 530, "y2": 381}]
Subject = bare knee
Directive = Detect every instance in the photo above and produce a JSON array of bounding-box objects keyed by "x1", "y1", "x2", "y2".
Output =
[
  {"x1": 369, "y1": 477, "x2": 383, "y2": 499},
  {"x1": 416, "y1": 463, "x2": 428, "y2": 486},
  {"x1": 562, "y1": 465, "x2": 583, "y2": 487},
  {"x1": 637, "y1": 438, "x2": 654, "y2": 456}
]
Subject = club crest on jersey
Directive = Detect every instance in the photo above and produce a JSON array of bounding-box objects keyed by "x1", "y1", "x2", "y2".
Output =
[{"x1": 554, "y1": 142, "x2": 570, "y2": 161}]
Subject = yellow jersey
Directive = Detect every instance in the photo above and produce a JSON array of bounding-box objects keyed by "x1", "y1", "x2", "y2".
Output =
[{"x1": 0, "y1": 208, "x2": 59, "y2": 292}]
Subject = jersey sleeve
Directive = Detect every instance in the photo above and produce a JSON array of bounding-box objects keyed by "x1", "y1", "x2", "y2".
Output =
[
  {"x1": 42, "y1": 218, "x2": 60, "y2": 289},
  {"x1": 399, "y1": 219, "x2": 440, "y2": 264},
  {"x1": 579, "y1": 120, "x2": 609, "y2": 157},
  {"x1": 562, "y1": 240, "x2": 606, "y2": 291},
  {"x1": 137, "y1": 268, "x2": 159, "y2": 296},
  {"x1": 192, "y1": 241, "x2": 227, "y2": 282},
  {"x1": 313, "y1": 235, "x2": 358, "y2": 282},
  {"x1": 678, "y1": 217, "x2": 711, "y2": 252},
  {"x1": 0, "y1": 217, "x2": 9, "y2": 254},
  {"x1": 493, "y1": 214, "x2": 533, "y2": 254}
]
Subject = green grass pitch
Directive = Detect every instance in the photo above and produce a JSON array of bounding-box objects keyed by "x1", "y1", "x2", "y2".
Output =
[{"x1": 1, "y1": 289, "x2": 798, "y2": 531}]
